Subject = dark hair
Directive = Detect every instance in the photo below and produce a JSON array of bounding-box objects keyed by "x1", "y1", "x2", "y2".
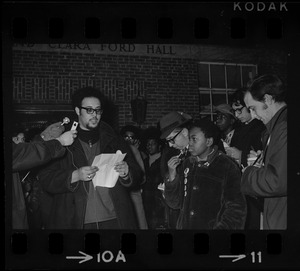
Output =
[
  {"x1": 12, "y1": 123, "x2": 25, "y2": 138},
  {"x1": 230, "y1": 88, "x2": 247, "y2": 107},
  {"x1": 142, "y1": 127, "x2": 162, "y2": 145},
  {"x1": 71, "y1": 87, "x2": 105, "y2": 110},
  {"x1": 120, "y1": 125, "x2": 141, "y2": 139},
  {"x1": 247, "y1": 74, "x2": 286, "y2": 102},
  {"x1": 190, "y1": 118, "x2": 221, "y2": 147}
]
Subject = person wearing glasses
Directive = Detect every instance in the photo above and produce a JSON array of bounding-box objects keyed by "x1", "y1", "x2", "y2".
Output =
[
  {"x1": 164, "y1": 118, "x2": 246, "y2": 229},
  {"x1": 228, "y1": 88, "x2": 266, "y2": 230},
  {"x1": 229, "y1": 88, "x2": 266, "y2": 168},
  {"x1": 38, "y1": 87, "x2": 143, "y2": 229},
  {"x1": 159, "y1": 111, "x2": 193, "y2": 228}
]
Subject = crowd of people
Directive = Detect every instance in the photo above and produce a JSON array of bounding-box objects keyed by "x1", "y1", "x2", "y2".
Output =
[{"x1": 11, "y1": 74, "x2": 287, "y2": 230}]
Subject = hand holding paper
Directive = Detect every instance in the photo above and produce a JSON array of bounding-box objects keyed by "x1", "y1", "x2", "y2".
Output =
[
  {"x1": 114, "y1": 161, "x2": 129, "y2": 179},
  {"x1": 91, "y1": 150, "x2": 127, "y2": 188},
  {"x1": 71, "y1": 166, "x2": 99, "y2": 183},
  {"x1": 79, "y1": 166, "x2": 99, "y2": 181}
]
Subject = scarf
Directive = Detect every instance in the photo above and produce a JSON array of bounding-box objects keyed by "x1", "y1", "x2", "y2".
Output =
[{"x1": 77, "y1": 126, "x2": 100, "y2": 146}]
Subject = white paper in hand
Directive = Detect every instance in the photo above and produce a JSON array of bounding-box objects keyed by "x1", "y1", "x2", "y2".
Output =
[
  {"x1": 221, "y1": 139, "x2": 230, "y2": 149},
  {"x1": 91, "y1": 150, "x2": 126, "y2": 188}
]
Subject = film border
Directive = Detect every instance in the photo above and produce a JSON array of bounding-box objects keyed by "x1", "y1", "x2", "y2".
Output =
[{"x1": 3, "y1": 1, "x2": 300, "y2": 270}]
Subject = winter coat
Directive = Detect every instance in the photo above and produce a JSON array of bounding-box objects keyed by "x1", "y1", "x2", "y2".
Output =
[
  {"x1": 231, "y1": 119, "x2": 266, "y2": 167},
  {"x1": 241, "y1": 106, "x2": 287, "y2": 230},
  {"x1": 38, "y1": 121, "x2": 143, "y2": 229},
  {"x1": 159, "y1": 145, "x2": 190, "y2": 229},
  {"x1": 230, "y1": 119, "x2": 266, "y2": 229},
  {"x1": 165, "y1": 147, "x2": 247, "y2": 230},
  {"x1": 12, "y1": 139, "x2": 65, "y2": 229}
]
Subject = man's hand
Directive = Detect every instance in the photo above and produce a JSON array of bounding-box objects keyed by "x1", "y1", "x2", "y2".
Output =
[
  {"x1": 132, "y1": 139, "x2": 141, "y2": 149},
  {"x1": 226, "y1": 146, "x2": 242, "y2": 164},
  {"x1": 71, "y1": 166, "x2": 99, "y2": 183},
  {"x1": 167, "y1": 156, "x2": 181, "y2": 181},
  {"x1": 41, "y1": 122, "x2": 65, "y2": 141},
  {"x1": 247, "y1": 150, "x2": 263, "y2": 167},
  {"x1": 225, "y1": 146, "x2": 241, "y2": 159},
  {"x1": 114, "y1": 161, "x2": 129, "y2": 179},
  {"x1": 56, "y1": 130, "x2": 77, "y2": 146}
]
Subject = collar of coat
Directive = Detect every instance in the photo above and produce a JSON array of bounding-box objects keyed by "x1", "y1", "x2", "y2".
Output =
[
  {"x1": 266, "y1": 105, "x2": 287, "y2": 134},
  {"x1": 188, "y1": 145, "x2": 220, "y2": 168},
  {"x1": 69, "y1": 121, "x2": 117, "y2": 152}
]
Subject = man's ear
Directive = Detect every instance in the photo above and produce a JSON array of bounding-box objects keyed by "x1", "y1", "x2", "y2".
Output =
[
  {"x1": 206, "y1": 137, "x2": 214, "y2": 147},
  {"x1": 75, "y1": 107, "x2": 80, "y2": 116},
  {"x1": 264, "y1": 94, "x2": 273, "y2": 105},
  {"x1": 182, "y1": 128, "x2": 189, "y2": 137}
]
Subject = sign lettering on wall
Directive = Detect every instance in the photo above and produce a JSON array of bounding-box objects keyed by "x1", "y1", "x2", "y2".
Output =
[
  {"x1": 13, "y1": 77, "x2": 146, "y2": 103},
  {"x1": 13, "y1": 43, "x2": 197, "y2": 58}
]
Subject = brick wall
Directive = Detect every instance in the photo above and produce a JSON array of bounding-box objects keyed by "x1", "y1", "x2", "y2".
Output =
[
  {"x1": 13, "y1": 50, "x2": 199, "y2": 129},
  {"x1": 12, "y1": 46, "x2": 287, "y2": 130}
]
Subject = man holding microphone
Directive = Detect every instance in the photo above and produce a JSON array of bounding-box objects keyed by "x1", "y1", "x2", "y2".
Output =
[{"x1": 12, "y1": 121, "x2": 77, "y2": 229}]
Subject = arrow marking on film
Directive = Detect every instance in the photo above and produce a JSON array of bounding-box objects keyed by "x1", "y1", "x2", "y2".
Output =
[
  {"x1": 66, "y1": 251, "x2": 93, "y2": 264},
  {"x1": 219, "y1": 254, "x2": 246, "y2": 262}
]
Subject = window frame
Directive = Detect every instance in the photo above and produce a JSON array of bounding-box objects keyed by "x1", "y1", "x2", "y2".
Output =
[{"x1": 198, "y1": 61, "x2": 258, "y2": 121}]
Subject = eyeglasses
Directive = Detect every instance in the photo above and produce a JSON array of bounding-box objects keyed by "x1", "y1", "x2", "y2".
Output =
[
  {"x1": 233, "y1": 106, "x2": 245, "y2": 115},
  {"x1": 124, "y1": 135, "x2": 136, "y2": 140},
  {"x1": 216, "y1": 114, "x2": 227, "y2": 121},
  {"x1": 166, "y1": 129, "x2": 182, "y2": 144},
  {"x1": 80, "y1": 106, "x2": 103, "y2": 115}
]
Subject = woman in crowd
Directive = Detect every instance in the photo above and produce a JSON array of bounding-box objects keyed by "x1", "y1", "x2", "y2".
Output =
[
  {"x1": 120, "y1": 125, "x2": 148, "y2": 229},
  {"x1": 142, "y1": 127, "x2": 168, "y2": 229}
]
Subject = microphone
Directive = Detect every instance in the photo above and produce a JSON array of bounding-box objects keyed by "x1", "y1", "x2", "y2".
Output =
[{"x1": 61, "y1": 117, "x2": 70, "y2": 126}]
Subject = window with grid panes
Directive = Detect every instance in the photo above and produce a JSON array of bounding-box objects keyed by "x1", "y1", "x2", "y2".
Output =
[{"x1": 198, "y1": 62, "x2": 257, "y2": 121}]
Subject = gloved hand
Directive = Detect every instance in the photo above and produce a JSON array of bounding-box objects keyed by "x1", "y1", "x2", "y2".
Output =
[{"x1": 40, "y1": 122, "x2": 65, "y2": 141}]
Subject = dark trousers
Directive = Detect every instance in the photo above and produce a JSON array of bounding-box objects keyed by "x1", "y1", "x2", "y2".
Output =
[
  {"x1": 84, "y1": 219, "x2": 119, "y2": 230},
  {"x1": 167, "y1": 207, "x2": 180, "y2": 229},
  {"x1": 244, "y1": 196, "x2": 264, "y2": 229}
]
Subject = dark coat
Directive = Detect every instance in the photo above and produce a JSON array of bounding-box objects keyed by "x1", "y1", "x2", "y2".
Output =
[
  {"x1": 165, "y1": 147, "x2": 247, "y2": 230},
  {"x1": 160, "y1": 145, "x2": 190, "y2": 180},
  {"x1": 143, "y1": 155, "x2": 166, "y2": 228},
  {"x1": 159, "y1": 145, "x2": 190, "y2": 228},
  {"x1": 242, "y1": 106, "x2": 287, "y2": 230},
  {"x1": 231, "y1": 119, "x2": 266, "y2": 167},
  {"x1": 230, "y1": 119, "x2": 266, "y2": 229},
  {"x1": 12, "y1": 139, "x2": 65, "y2": 229},
  {"x1": 38, "y1": 121, "x2": 142, "y2": 229},
  {"x1": 144, "y1": 155, "x2": 163, "y2": 192},
  {"x1": 160, "y1": 145, "x2": 179, "y2": 180}
]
